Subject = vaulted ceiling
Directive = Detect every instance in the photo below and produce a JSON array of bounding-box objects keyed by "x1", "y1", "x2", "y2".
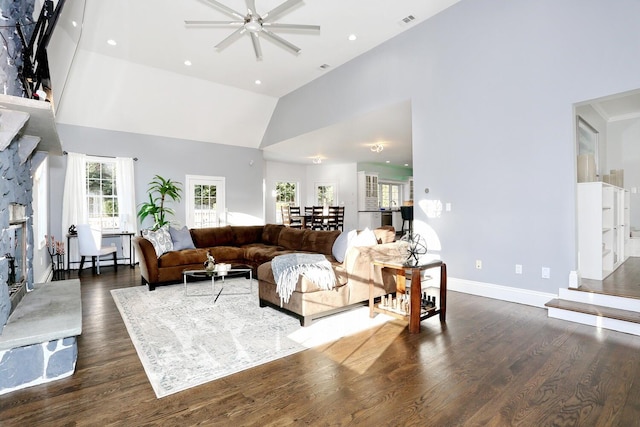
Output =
[{"x1": 48, "y1": 0, "x2": 461, "y2": 165}]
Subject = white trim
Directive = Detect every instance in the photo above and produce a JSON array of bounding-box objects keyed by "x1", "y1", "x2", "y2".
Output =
[
  {"x1": 558, "y1": 287, "x2": 640, "y2": 311},
  {"x1": 447, "y1": 277, "x2": 557, "y2": 308},
  {"x1": 185, "y1": 175, "x2": 226, "y2": 228},
  {"x1": 547, "y1": 307, "x2": 640, "y2": 336}
]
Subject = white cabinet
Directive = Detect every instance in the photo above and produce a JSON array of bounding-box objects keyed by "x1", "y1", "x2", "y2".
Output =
[
  {"x1": 357, "y1": 171, "x2": 379, "y2": 211},
  {"x1": 358, "y1": 212, "x2": 381, "y2": 230},
  {"x1": 578, "y1": 182, "x2": 628, "y2": 280}
]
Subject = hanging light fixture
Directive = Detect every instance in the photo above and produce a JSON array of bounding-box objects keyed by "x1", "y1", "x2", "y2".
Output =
[
  {"x1": 370, "y1": 143, "x2": 384, "y2": 153},
  {"x1": 312, "y1": 156, "x2": 322, "y2": 164}
]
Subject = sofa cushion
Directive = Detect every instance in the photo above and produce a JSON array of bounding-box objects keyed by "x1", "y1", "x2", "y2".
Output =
[
  {"x1": 301, "y1": 230, "x2": 341, "y2": 256},
  {"x1": 258, "y1": 260, "x2": 347, "y2": 293},
  {"x1": 142, "y1": 225, "x2": 174, "y2": 257},
  {"x1": 262, "y1": 223, "x2": 284, "y2": 245},
  {"x1": 351, "y1": 228, "x2": 378, "y2": 247},
  {"x1": 208, "y1": 246, "x2": 246, "y2": 263},
  {"x1": 190, "y1": 226, "x2": 235, "y2": 248},
  {"x1": 169, "y1": 225, "x2": 196, "y2": 250},
  {"x1": 232, "y1": 225, "x2": 264, "y2": 246},
  {"x1": 278, "y1": 227, "x2": 307, "y2": 251},
  {"x1": 158, "y1": 248, "x2": 208, "y2": 268},
  {"x1": 374, "y1": 226, "x2": 396, "y2": 244},
  {"x1": 332, "y1": 229, "x2": 357, "y2": 263},
  {"x1": 244, "y1": 244, "x2": 291, "y2": 265}
]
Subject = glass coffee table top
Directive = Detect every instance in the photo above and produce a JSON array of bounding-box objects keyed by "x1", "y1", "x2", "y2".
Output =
[{"x1": 182, "y1": 268, "x2": 253, "y2": 300}]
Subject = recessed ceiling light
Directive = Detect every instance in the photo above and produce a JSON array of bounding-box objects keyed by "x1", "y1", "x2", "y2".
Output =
[
  {"x1": 385, "y1": 160, "x2": 391, "y2": 164},
  {"x1": 71, "y1": 21, "x2": 77, "y2": 27},
  {"x1": 255, "y1": 80, "x2": 262, "y2": 85},
  {"x1": 184, "y1": 60, "x2": 192, "y2": 66},
  {"x1": 348, "y1": 34, "x2": 357, "y2": 41},
  {"x1": 107, "y1": 39, "x2": 117, "y2": 46},
  {"x1": 404, "y1": 163, "x2": 409, "y2": 167}
]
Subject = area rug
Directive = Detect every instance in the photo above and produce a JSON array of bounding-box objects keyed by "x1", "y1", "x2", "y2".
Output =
[{"x1": 111, "y1": 278, "x2": 392, "y2": 398}]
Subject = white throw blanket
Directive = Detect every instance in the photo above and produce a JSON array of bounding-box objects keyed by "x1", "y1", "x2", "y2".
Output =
[{"x1": 271, "y1": 253, "x2": 336, "y2": 304}]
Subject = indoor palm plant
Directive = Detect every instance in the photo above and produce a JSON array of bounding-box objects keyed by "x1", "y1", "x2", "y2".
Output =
[{"x1": 137, "y1": 175, "x2": 183, "y2": 230}]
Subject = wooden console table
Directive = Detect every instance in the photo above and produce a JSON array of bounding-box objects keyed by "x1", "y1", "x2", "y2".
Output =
[{"x1": 369, "y1": 258, "x2": 447, "y2": 333}]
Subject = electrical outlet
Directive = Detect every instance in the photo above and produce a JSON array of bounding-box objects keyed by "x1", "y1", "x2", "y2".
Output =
[
  {"x1": 475, "y1": 260, "x2": 482, "y2": 269},
  {"x1": 515, "y1": 264, "x2": 522, "y2": 274},
  {"x1": 542, "y1": 267, "x2": 550, "y2": 279}
]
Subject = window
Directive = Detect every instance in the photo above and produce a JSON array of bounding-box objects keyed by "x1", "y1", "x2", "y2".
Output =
[
  {"x1": 186, "y1": 175, "x2": 226, "y2": 228},
  {"x1": 86, "y1": 159, "x2": 119, "y2": 230},
  {"x1": 315, "y1": 183, "x2": 336, "y2": 206},
  {"x1": 275, "y1": 181, "x2": 298, "y2": 223},
  {"x1": 379, "y1": 182, "x2": 401, "y2": 209}
]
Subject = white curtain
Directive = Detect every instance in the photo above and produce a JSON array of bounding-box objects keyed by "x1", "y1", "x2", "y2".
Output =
[
  {"x1": 116, "y1": 157, "x2": 137, "y2": 260},
  {"x1": 62, "y1": 152, "x2": 87, "y2": 264}
]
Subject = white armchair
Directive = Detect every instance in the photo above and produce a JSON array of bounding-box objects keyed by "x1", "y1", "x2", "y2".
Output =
[{"x1": 76, "y1": 224, "x2": 118, "y2": 274}]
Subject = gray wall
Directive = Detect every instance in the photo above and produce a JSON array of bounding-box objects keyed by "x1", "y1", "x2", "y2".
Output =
[
  {"x1": 262, "y1": 0, "x2": 640, "y2": 294},
  {"x1": 50, "y1": 124, "x2": 265, "y2": 242}
]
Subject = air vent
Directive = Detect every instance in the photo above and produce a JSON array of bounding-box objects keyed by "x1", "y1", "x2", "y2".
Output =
[
  {"x1": 400, "y1": 15, "x2": 416, "y2": 25},
  {"x1": 319, "y1": 64, "x2": 331, "y2": 70}
]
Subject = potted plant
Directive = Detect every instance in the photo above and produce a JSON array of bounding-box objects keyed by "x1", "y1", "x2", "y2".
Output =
[{"x1": 137, "y1": 175, "x2": 183, "y2": 230}]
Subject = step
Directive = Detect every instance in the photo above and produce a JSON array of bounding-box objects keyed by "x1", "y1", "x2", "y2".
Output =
[
  {"x1": 545, "y1": 298, "x2": 640, "y2": 336},
  {"x1": 558, "y1": 287, "x2": 640, "y2": 312}
]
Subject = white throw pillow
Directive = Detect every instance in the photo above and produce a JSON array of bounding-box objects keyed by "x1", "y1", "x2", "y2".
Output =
[
  {"x1": 350, "y1": 227, "x2": 378, "y2": 248},
  {"x1": 142, "y1": 225, "x2": 174, "y2": 257},
  {"x1": 332, "y1": 229, "x2": 357, "y2": 263}
]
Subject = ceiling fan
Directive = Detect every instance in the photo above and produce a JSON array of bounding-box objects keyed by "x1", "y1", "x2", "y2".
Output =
[{"x1": 185, "y1": 0, "x2": 320, "y2": 61}]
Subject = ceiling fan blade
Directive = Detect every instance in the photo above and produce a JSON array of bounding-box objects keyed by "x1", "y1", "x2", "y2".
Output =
[
  {"x1": 250, "y1": 32, "x2": 263, "y2": 61},
  {"x1": 261, "y1": 29, "x2": 301, "y2": 54},
  {"x1": 262, "y1": 0, "x2": 302, "y2": 22},
  {"x1": 245, "y1": 0, "x2": 257, "y2": 16},
  {"x1": 185, "y1": 20, "x2": 244, "y2": 26},
  {"x1": 215, "y1": 27, "x2": 246, "y2": 50},
  {"x1": 262, "y1": 23, "x2": 320, "y2": 31},
  {"x1": 201, "y1": 0, "x2": 245, "y2": 20}
]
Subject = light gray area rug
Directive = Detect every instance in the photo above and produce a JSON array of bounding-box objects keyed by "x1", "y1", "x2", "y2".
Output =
[{"x1": 111, "y1": 278, "x2": 392, "y2": 398}]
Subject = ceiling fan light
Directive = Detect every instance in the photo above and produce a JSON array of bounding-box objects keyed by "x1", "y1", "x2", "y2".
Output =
[{"x1": 245, "y1": 18, "x2": 262, "y2": 33}]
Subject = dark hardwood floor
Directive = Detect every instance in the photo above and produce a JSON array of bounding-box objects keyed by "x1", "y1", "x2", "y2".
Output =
[
  {"x1": 580, "y1": 257, "x2": 640, "y2": 299},
  {"x1": 3, "y1": 267, "x2": 640, "y2": 426}
]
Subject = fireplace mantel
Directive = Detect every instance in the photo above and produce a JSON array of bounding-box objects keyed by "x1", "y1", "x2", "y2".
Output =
[{"x1": 0, "y1": 94, "x2": 61, "y2": 155}]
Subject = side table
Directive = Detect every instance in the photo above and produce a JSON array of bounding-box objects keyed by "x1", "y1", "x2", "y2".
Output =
[{"x1": 370, "y1": 258, "x2": 447, "y2": 333}]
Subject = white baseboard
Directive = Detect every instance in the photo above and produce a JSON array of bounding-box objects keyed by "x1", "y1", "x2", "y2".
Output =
[
  {"x1": 547, "y1": 307, "x2": 640, "y2": 336},
  {"x1": 447, "y1": 277, "x2": 557, "y2": 308},
  {"x1": 38, "y1": 265, "x2": 53, "y2": 283}
]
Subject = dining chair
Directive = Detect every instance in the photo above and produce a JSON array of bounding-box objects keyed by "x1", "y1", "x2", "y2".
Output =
[
  {"x1": 76, "y1": 224, "x2": 118, "y2": 274},
  {"x1": 326, "y1": 206, "x2": 340, "y2": 230},
  {"x1": 310, "y1": 205, "x2": 326, "y2": 230},
  {"x1": 282, "y1": 206, "x2": 302, "y2": 228}
]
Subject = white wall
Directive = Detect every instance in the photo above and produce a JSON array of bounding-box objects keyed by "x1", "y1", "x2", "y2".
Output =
[
  {"x1": 51, "y1": 124, "x2": 265, "y2": 243},
  {"x1": 264, "y1": 161, "x2": 307, "y2": 225},
  {"x1": 305, "y1": 163, "x2": 358, "y2": 231},
  {"x1": 616, "y1": 119, "x2": 640, "y2": 229},
  {"x1": 262, "y1": 0, "x2": 640, "y2": 295},
  {"x1": 264, "y1": 161, "x2": 359, "y2": 231}
]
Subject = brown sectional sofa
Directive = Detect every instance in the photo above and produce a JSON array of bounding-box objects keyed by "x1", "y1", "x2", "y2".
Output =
[{"x1": 133, "y1": 224, "x2": 402, "y2": 325}]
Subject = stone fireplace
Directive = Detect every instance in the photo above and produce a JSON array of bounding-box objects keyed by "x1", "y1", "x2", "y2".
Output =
[{"x1": 0, "y1": 133, "x2": 35, "y2": 330}]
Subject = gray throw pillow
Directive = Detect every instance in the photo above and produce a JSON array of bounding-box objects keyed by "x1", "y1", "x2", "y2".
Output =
[{"x1": 169, "y1": 226, "x2": 196, "y2": 251}]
